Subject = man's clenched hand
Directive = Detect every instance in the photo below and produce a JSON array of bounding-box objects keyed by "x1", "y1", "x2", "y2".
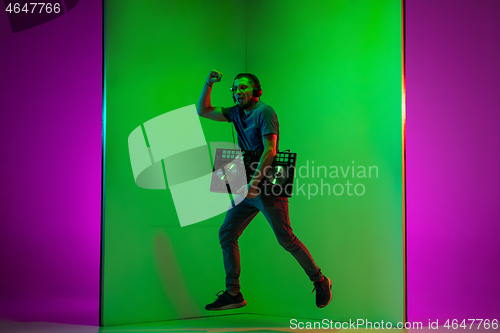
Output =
[{"x1": 207, "y1": 70, "x2": 223, "y2": 85}]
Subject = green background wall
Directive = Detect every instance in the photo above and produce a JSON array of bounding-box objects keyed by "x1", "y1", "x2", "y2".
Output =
[
  {"x1": 243, "y1": 0, "x2": 403, "y2": 321},
  {"x1": 103, "y1": 0, "x2": 403, "y2": 326}
]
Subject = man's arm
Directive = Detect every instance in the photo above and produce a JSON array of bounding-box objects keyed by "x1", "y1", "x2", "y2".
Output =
[
  {"x1": 197, "y1": 70, "x2": 228, "y2": 122},
  {"x1": 237, "y1": 134, "x2": 277, "y2": 198},
  {"x1": 250, "y1": 134, "x2": 277, "y2": 186}
]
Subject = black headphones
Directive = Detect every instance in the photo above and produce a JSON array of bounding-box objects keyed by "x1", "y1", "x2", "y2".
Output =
[{"x1": 232, "y1": 73, "x2": 262, "y2": 103}]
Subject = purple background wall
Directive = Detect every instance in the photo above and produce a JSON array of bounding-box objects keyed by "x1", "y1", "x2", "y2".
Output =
[
  {"x1": 0, "y1": 0, "x2": 102, "y2": 326},
  {"x1": 0, "y1": 0, "x2": 498, "y2": 327},
  {"x1": 406, "y1": 0, "x2": 500, "y2": 323}
]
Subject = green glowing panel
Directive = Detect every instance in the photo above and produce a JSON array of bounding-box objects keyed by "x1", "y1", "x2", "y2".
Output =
[
  {"x1": 102, "y1": 0, "x2": 404, "y2": 327},
  {"x1": 243, "y1": 0, "x2": 403, "y2": 323},
  {"x1": 102, "y1": 0, "x2": 247, "y2": 326}
]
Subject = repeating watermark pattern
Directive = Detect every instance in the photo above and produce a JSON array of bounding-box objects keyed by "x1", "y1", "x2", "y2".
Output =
[
  {"x1": 289, "y1": 318, "x2": 499, "y2": 330},
  {"x1": 128, "y1": 105, "x2": 245, "y2": 227},
  {"x1": 4, "y1": 0, "x2": 79, "y2": 33},
  {"x1": 128, "y1": 105, "x2": 380, "y2": 226},
  {"x1": 290, "y1": 318, "x2": 422, "y2": 330},
  {"x1": 236, "y1": 160, "x2": 379, "y2": 199},
  {"x1": 291, "y1": 160, "x2": 379, "y2": 200}
]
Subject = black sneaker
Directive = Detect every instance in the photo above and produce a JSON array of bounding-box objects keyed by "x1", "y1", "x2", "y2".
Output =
[
  {"x1": 312, "y1": 277, "x2": 332, "y2": 308},
  {"x1": 205, "y1": 290, "x2": 247, "y2": 311}
]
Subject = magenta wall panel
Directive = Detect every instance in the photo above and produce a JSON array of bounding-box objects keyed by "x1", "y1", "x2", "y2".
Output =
[
  {"x1": 0, "y1": 0, "x2": 102, "y2": 325},
  {"x1": 406, "y1": 0, "x2": 500, "y2": 323}
]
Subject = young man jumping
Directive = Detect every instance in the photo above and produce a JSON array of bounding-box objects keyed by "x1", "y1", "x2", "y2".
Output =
[{"x1": 197, "y1": 70, "x2": 332, "y2": 310}]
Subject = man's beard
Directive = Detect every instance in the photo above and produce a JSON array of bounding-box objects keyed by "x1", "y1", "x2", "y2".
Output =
[{"x1": 239, "y1": 98, "x2": 253, "y2": 110}]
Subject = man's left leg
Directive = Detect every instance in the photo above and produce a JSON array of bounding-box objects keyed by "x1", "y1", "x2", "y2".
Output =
[{"x1": 256, "y1": 195, "x2": 332, "y2": 308}]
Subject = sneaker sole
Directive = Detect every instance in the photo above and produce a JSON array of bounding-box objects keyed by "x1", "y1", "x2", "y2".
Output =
[
  {"x1": 318, "y1": 277, "x2": 332, "y2": 308},
  {"x1": 206, "y1": 300, "x2": 247, "y2": 311}
]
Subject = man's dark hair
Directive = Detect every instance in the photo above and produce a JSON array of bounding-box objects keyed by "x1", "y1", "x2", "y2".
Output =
[{"x1": 234, "y1": 73, "x2": 257, "y2": 85}]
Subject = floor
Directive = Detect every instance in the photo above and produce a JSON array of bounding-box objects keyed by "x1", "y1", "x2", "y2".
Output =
[{"x1": 0, "y1": 314, "x2": 491, "y2": 333}]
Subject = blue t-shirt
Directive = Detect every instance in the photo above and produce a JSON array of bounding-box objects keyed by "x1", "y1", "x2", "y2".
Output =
[{"x1": 221, "y1": 101, "x2": 279, "y2": 152}]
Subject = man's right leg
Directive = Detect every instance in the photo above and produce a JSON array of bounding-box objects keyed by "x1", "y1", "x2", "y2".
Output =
[
  {"x1": 205, "y1": 197, "x2": 259, "y2": 311},
  {"x1": 219, "y1": 197, "x2": 259, "y2": 295}
]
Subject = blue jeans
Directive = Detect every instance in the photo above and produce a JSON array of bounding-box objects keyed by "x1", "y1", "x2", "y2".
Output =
[{"x1": 219, "y1": 194, "x2": 324, "y2": 294}]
